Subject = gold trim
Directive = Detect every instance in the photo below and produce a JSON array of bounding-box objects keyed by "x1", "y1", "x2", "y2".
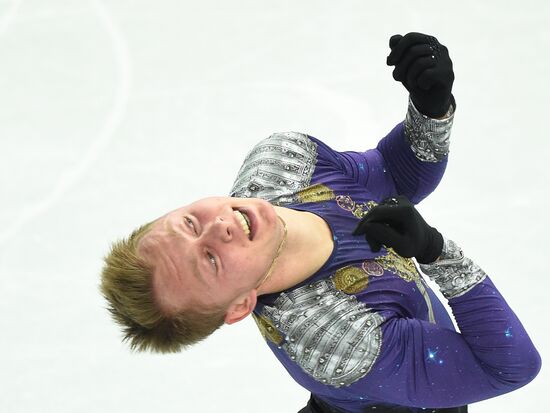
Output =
[
  {"x1": 251, "y1": 313, "x2": 284, "y2": 345},
  {"x1": 333, "y1": 265, "x2": 369, "y2": 294},
  {"x1": 375, "y1": 247, "x2": 419, "y2": 282},
  {"x1": 297, "y1": 184, "x2": 335, "y2": 203}
]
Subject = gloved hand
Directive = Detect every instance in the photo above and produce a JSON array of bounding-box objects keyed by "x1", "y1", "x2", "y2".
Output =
[
  {"x1": 387, "y1": 32, "x2": 455, "y2": 118},
  {"x1": 351, "y1": 195, "x2": 443, "y2": 264}
]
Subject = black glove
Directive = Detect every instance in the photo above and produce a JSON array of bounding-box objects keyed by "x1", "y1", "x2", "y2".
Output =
[
  {"x1": 351, "y1": 195, "x2": 443, "y2": 264},
  {"x1": 387, "y1": 32, "x2": 454, "y2": 118}
]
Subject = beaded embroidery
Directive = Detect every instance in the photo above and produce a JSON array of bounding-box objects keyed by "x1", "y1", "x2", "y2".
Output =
[
  {"x1": 229, "y1": 132, "x2": 318, "y2": 205},
  {"x1": 261, "y1": 278, "x2": 384, "y2": 388},
  {"x1": 419, "y1": 237, "x2": 487, "y2": 299},
  {"x1": 404, "y1": 97, "x2": 455, "y2": 162}
]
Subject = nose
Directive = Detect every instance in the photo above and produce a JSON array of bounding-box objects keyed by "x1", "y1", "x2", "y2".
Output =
[{"x1": 206, "y1": 216, "x2": 232, "y2": 242}]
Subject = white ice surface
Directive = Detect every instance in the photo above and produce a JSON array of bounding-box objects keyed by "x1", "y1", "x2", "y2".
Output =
[{"x1": 0, "y1": 1, "x2": 548, "y2": 412}]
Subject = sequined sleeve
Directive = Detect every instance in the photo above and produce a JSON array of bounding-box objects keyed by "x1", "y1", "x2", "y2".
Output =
[
  {"x1": 404, "y1": 97, "x2": 455, "y2": 163},
  {"x1": 314, "y1": 240, "x2": 541, "y2": 410},
  {"x1": 418, "y1": 236, "x2": 486, "y2": 299},
  {"x1": 373, "y1": 99, "x2": 453, "y2": 204}
]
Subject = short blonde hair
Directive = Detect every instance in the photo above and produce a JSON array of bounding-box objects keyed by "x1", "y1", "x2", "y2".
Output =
[{"x1": 100, "y1": 221, "x2": 226, "y2": 353}]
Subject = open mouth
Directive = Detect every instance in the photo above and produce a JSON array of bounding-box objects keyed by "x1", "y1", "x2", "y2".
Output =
[{"x1": 233, "y1": 209, "x2": 252, "y2": 239}]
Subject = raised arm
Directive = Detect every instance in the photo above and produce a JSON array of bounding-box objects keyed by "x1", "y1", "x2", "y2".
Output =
[{"x1": 376, "y1": 32, "x2": 456, "y2": 203}]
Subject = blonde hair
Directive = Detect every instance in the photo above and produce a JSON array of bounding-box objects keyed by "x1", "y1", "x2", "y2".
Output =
[{"x1": 100, "y1": 221, "x2": 226, "y2": 353}]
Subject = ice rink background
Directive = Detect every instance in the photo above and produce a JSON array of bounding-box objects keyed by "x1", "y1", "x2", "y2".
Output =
[{"x1": 0, "y1": 0, "x2": 548, "y2": 412}]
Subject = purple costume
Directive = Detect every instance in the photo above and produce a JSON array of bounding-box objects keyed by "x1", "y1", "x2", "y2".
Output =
[{"x1": 229, "y1": 100, "x2": 541, "y2": 412}]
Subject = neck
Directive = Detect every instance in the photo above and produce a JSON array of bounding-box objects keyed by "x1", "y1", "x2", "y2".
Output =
[{"x1": 256, "y1": 206, "x2": 333, "y2": 296}]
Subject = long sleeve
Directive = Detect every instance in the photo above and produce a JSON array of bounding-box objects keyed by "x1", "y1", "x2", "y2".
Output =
[
  {"x1": 331, "y1": 98, "x2": 455, "y2": 205},
  {"x1": 418, "y1": 237, "x2": 542, "y2": 390},
  {"x1": 327, "y1": 237, "x2": 542, "y2": 410},
  {"x1": 376, "y1": 98, "x2": 454, "y2": 203}
]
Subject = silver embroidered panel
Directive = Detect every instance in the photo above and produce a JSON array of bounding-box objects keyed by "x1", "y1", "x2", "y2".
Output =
[
  {"x1": 229, "y1": 132, "x2": 318, "y2": 205},
  {"x1": 261, "y1": 279, "x2": 385, "y2": 388},
  {"x1": 419, "y1": 237, "x2": 487, "y2": 299},
  {"x1": 404, "y1": 97, "x2": 455, "y2": 163}
]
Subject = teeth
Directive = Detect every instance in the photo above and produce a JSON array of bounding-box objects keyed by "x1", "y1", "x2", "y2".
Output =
[{"x1": 233, "y1": 210, "x2": 251, "y2": 237}]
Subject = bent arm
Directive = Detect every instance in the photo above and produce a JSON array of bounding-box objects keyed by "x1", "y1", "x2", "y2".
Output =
[
  {"x1": 418, "y1": 237, "x2": 542, "y2": 389},
  {"x1": 337, "y1": 98, "x2": 455, "y2": 204},
  {"x1": 375, "y1": 98, "x2": 455, "y2": 203},
  {"x1": 340, "y1": 236, "x2": 542, "y2": 409}
]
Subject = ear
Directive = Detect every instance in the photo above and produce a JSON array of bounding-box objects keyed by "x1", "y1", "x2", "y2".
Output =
[{"x1": 224, "y1": 289, "x2": 258, "y2": 325}]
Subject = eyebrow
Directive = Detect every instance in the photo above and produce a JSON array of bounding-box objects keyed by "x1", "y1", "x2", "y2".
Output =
[{"x1": 163, "y1": 216, "x2": 207, "y2": 284}]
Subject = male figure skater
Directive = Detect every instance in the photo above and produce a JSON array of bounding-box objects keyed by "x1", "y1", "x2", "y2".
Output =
[{"x1": 100, "y1": 33, "x2": 541, "y2": 412}]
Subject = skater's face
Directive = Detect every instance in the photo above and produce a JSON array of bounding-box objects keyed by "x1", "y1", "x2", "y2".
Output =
[{"x1": 137, "y1": 196, "x2": 285, "y2": 322}]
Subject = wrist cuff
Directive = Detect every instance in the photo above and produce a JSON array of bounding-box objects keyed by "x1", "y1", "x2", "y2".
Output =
[
  {"x1": 418, "y1": 236, "x2": 487, "y2": 299},
  {"x1": 404, "y1": 96, "x2": 455, "y2": 163}
]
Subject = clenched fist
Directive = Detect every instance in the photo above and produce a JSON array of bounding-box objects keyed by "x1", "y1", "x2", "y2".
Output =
[
  {"x1": 387, "y1": 32, "x2": 455, "y2": 118},
  {"x1": 351, "y1": 195, "x2": 443, "y2": 264}
]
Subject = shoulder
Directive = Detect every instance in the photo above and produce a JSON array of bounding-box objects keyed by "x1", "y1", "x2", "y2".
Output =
[
  {"x1": 257, "y1": 278, "x2": 385, "y2": 388},
  {"x1": 248, "y1": 131, "x2": 318, "y2": 157},
  {"x1": 228, "y1": 131, "x2": 320, "y2": 203}
]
